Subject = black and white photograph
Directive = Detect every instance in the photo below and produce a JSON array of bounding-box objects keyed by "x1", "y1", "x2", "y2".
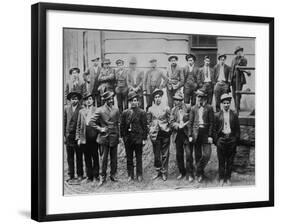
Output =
[{"x1": 63, "y1": 29, "x2": 256, "y2": 195}]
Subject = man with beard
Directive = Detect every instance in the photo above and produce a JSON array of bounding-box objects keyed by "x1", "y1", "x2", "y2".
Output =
[
  {"x1": 64, "y1": 92, "x2": 83, "y2": 184},
  {"x1": 120, "y1": 91, "x2": 148, "y2": 182},
  {"x1": 183, "y1": 54, "x2": 199, "y2": 105},
  {"x1": 89, "y1": 91, "x2": 120, "y2": 186},
  {"x1": 76, "y1": 93, "x2": 99, "y2": 184},
  {"x1": 165, "y1": 55, "x2": 184, "y2": 109},
  {"x1": 115, "y1": 59, "x2": 128, "y2": 112},
  {"x1": 213, "y1": 54, "x2": 231, "y2": 112},
  {"x1": 98, "y1": 58, "x2": 116, "y2": 94},
  {"x1": 214, "y1": 93, "x2": 240, "y2": 186},
  {"x1": 126, "y1": 56, "x2": 145, "y2": 109},
  {"x1": 189, "y1": 88, "x2": 214, "y2": 183},
  {"x1": 170, "y1": 92, "x2": 194, "y2": 182}
]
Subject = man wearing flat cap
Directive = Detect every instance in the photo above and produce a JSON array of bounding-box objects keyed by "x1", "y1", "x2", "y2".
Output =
[
  {"x1": 183, "y1": 54, "x2": 200, "y2": 106},
  {"x1": 230, "y1": 46, "x2": 249, "y2": 110},
  {"x1": 165, "y1": 55, "x2": 184, "y2": 108},
  {"x1": 98, "y1": 58, "x2": 116, "y2": 95},
  {"x1": 214, "y1": 93, "x2": 240, "y2": 186},
  {"x1": 120, "y1": 91, "x2": 148, "y2": 182},
  {"x1": 198, "y1": 56, "x2": 215, "y2": 105},
  {"x1": 170, "y1": 92, "x2": 194, "y2": 182},
  {"x1": 64, "y1": 91, "x2": 83, "y2": 184},
  {"x1": 126, "y1": 56, "x2": 145, "y2": 109},
  {"x1": 84, "y1": 57, "x2": 102, "y2": 107},
  {"x1": 147, "y1": 88, "x2": 171, "y2": 181},
  {"x1": 65, "y1": 67, "x2": 83, "y2": 104},
  {"x1": 188, "y1": 88, "x2": 214, "y2": 183},
  {"x1": 213, "y1": 54, "x2": 231, "y2": 112},
  {"x1": 89, "y1": 91, "x2": 120, "y2": 186},
  {"x1": 143, "y1": 58, "x2": 168, "y2": 111},
  {"x1": 76, "y1": 92, "x2": 99, "y2": 184},
  {"x1": 115, "y1": 59, "x2": 128, "y2": 112}
]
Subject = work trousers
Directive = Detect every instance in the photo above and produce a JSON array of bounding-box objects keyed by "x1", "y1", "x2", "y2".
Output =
[
  {"x1": 125, "y1": 139, "x2": 143, "y2": 178},
  {"x1": 100, "y1": 144, "x2": 118, "y2": 180}
]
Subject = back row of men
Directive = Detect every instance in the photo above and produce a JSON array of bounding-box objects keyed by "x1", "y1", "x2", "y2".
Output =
[{"x1": 65, "y1": 46, "x2": 249, "y2": 113}]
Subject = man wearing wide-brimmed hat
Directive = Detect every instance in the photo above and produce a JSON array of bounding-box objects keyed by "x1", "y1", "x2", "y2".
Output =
[
  {"x1": 230, "y1": 46, "x2": 249, "y2": 110},
  {"x1": 213, "y1": 54, "x2": 231, "y2": 112},
  {"x1": 143, "y1": 58, "x2": 168, "y2": 111},
  {"x1": 126, "y1": 56, "x2": 145, "y2": 109},
  {"x1": 76, "y1": 92, "x2": 99, "y2": 184},
  {"x1": 198, "y1": 56, "x2": 215, "y2": 105},
  {"x1": 65, "y1": 67, "x2": 83, "y2": 104},
  {"x1": 64, "y1": 91, "x2": 83, "y2": 184},
  {"x1": 98, "y1": 58, "x2": 116, "y2": 95},
  {"x1": 170, "y1": 91, "x2": 194, "y2": 182},
  {"x1": 120, "y1": 91, "x2": 148, "y2": 182},
  {"x1": 89, "y1": 91, "x2": 120, "y2": 186},
  {"x1": 165, "y1": 55, "x2": 184, "y2": 108},
  {"x1": 188, "y1": 88, "x2": 214, "y2": 183},
  {"x1": 147, "y1": 88, "x2": 171, "y2": 181},
  {"x1": 213, "y1": 93, "x2": 240, "y2": 186},
  {"x1": 84, "y1": 57, "x2": 102, "y2": 107},
  {"x1": 115, "y1": 59, "x2": 128, "y2": 112},
  {"x1": 183, "y1": 54, "x2": 200, "y2": 105}
]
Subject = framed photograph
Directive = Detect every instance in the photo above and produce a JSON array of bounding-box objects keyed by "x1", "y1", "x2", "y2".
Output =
[{"x1": 31, "y1": 2, "x2": 274, "y2": 222}]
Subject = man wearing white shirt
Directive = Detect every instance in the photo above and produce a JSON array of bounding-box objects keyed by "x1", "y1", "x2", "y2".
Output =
[
  {"x1": 214, "y1": 94, "x2": 240, "y2": 186},
  {"x1": 213, "y1": 54, "x2": 231, "y2": 112}
]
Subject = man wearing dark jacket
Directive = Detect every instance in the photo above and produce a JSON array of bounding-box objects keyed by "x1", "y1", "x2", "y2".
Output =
[
  {"x1": 64, "y1": 92, "x2": 83, "y2": 184},
  {"x1": 120, "y1": 91, "x2": 148, "y2": 182},
  {"x1": 189, "y1": 89, "x2": 214, "y2": 182},
  {"x1": 214, "y1": 93, "x2": 240, "y2": 186}
]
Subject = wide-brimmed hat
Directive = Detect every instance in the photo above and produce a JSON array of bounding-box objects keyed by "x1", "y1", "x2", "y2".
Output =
[
  {"x1": 91, "y1": 57, "x2": 100, "y2": 62},
  {"x1": 234, "y1": 46, "x2": 244, "y2": 54},
  {"x1": 129, "y1": 56, "x2": 137, "y2": 64},
  {"x1": 102, "y1": 58, "x2": 111, "y2": 64},
  {"x1": 218, "y1": 54, "x2": 227, "y2": 60},
  {"x1": 128, "y1": 91, "x2": 139, "y2": 101},
  {"x1": 173, "y1": 91, "x2": 184, "y2": 101},
  {"x1": 185, "y1": 53, "x2": 196, "y2": 61},
  {"x1": 69, "y1": 67, "x2": 80, "y2": 74},
  {"x1": 67, "y1": 91, "x2": 82, "y2": 100},
  {"x1": 83, "y1": 92, "x2": 93, "y2": 100},
  {"x1": 195, "y1": 89, "x2": 207, "y2": 97},
  {"x1": 152, "y1": 88, "x2": 164, "y2": 98},
  {"x1": 115, "y1": 59, "x2": 124, "y2": 65},
  {"x1": 220, "y1": 93, "x2": 232, "y2": 102},
  {"x1": 149, "y1": 58, "x2": 157, "y2": 63},
  {"x1": 168, "y1": 55, "x2": 178, "y2": 61},
  {"x1": 101, "y1": 91, "x2": 114, "y2": 101}
]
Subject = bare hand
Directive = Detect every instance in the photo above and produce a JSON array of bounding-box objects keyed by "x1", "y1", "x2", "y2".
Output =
[
  {"x1": 77, "y1": 139, "x2": 81, "y2": 147},
  {"x1": 189, "y1": 137, "x2": 193, "y2": 142},
  {"x1": 142, "y1": 140, "x2": 147, "y2": 146},
  {"x1": 208, "y1": 137, "x2": 213, "y2": 144}
]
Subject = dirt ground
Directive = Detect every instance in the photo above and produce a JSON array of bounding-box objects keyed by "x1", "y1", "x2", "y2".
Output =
[{"x1": 64, "y1": 139, "x2": 255, "y2": 196}]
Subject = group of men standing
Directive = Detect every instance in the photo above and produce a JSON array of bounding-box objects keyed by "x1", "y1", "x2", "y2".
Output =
[{"x1": 64, "y1": 45, "x2": 248, "y2": 188}]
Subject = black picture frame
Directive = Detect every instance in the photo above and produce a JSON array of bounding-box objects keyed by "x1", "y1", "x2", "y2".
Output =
[{"x1": 31, "y1": 2, "x2": 274, "y2": 222}]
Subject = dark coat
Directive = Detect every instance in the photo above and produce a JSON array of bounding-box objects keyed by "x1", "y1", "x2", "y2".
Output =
[
  {"x1": 64, "y1": 104, "x2": 82, "y2": 144},
  {"x1": 115, "y1": 68, "x2": 128, "y2": 94},
  {"x1": 188, "y1": 104, "x2": 214, "y2": 143},
  {"x1": 166, "y1": 65, "x2": 184, "y2": 91},
  {"x1": 230, "y1": 56, "x2": 248, "y2": 85},
  {"x1": 89, "y1": 104, "x2": 120, "y2": 147},
  {"x1": 213, "y1": 64, "x2": 231, "y2": 83},
  {"x1": 198, "y1": 66, "x2": 215, "y2": 88},
  {"x1": 170, "y1": 103, "x2": 191, "y2": 140},
  {"x1": 213, "y1": 110, "x2": 240, "y2": 144},
  {"x1": 84, "y1": 66, "x2": 101, "y2": 95},
  {"x1": 120, "y1": 107, "x2": 148, "y2": 144},
  {"x1": 183, "y1": 65, "x2": 199, "y2": 90},
  {"x1": 98, "y1": 67, "x2": 116, "y2": 93}
]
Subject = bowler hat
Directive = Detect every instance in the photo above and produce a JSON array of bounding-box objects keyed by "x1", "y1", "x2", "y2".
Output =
[
  {"x1": 152, "y1": 88, "x2": 163, "y2": 98},
  {"x1": 220, "y1": 93, "x2": 232, "y2": 102},
  {"x1": 128, "y1": 91, "x2": 139, "y2": 101},
  {"x1": 185, "y1": 54, "x2": 196, "y2": 61},
  {"x1": 67, "y1": 91, "x2": 82, "y2": 100},
  {"x1": 69, "y1": 67, "x2": 80, "y2": 74},
  {"x1": 195, "y1": 89, "x2": 207, "y2": 97},
  {"x1": 218, "y1": 54, "x2": 227, "y2": 60},
  {"x1": 115, "y1": 59, "x2": 124, "y2": 65},
  {"x1": 129, "y1": 56, "x2": 137, "y2": 64},
  {"x1": 91, "y1": 57, "x2": 100, "y2": 62},
  {"x1": 149, "y1": 58, "x2": 157, "y2": 63},
  {"x1": 168, "y1": 55, "x2": 178, "y2": 61},
  {"x1": 83, "y1": 92, "x2": 93, "y2": 100},
  {"x1": 101, "y1": 91, "x2": 114, "y2": 101},
  {"x1": 102, "y1": 58, "x2": 111, "y2": 64},
  {"x1": 234, "y1": 46, "x2": 244, "y2": 54},
  {"x1": 173, "y1": 91, "x2": 184, "y2": 101}
]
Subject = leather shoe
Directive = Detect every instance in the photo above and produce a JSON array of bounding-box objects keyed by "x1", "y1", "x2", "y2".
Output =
[
  {"x1": 127, "y1": 176, "x2": 133, "y2": 182},
  {"x1": 187, "y1": 176, "x2": 194, "y2": 183},
  {"x1": 110, "y1": 175, "x2": 118, "y2": 182},
  {"x1": 98, "y1": 179, "x2": 105, "y2": 187},
  {"x1": 152, "y1": 172, "x2": 161, "y2": 180},
  {"x1": 162, "y1": 173, "x2": 167, "y2": 181},
  {"x1": 177, "y1": 174, "x2": 184, "y2": 180},
  {"x1": 137, "y1": 176, "x2": 143, "y2": 182}
]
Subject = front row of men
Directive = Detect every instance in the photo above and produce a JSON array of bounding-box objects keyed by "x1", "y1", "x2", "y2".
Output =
[{"x1": 64, "y1": 88, "x2": 240, "y2": 187}]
